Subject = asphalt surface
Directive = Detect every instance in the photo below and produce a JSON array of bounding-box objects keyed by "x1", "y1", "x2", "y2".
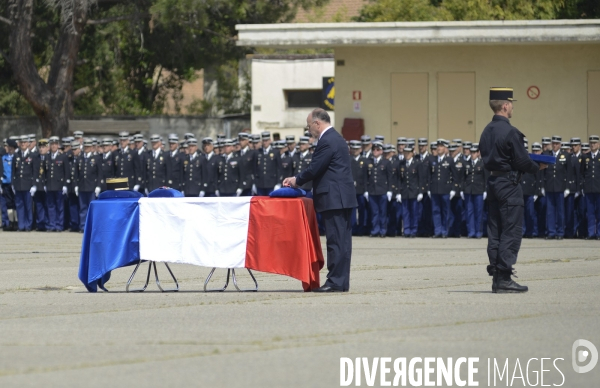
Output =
[{"x1": 0, "y1": 231, "x2": 599, "y2": 387}]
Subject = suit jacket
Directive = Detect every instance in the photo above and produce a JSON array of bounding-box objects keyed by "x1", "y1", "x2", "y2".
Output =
[{"x1": 296, "y1": 128, "x2": 357, "y2": 212}]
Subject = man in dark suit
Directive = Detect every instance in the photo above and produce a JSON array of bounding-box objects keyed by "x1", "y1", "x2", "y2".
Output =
[{"x1": 283, "y1": 108, "x2": 357, "y2": 292}]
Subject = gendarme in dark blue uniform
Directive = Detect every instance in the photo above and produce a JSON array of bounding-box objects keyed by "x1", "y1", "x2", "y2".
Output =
[{"x1": 479, "y1": 87, "x2": 541, "y2": 293}]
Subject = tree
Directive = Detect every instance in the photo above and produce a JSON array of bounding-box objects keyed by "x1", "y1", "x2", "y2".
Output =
[{"x1": 0, "y1": 0, "x2": 328, "y2": 137}]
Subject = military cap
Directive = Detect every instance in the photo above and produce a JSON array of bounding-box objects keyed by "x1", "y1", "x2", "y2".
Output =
[
  {"x1": 187, "y1": 138, "x2": 198, "y2": 145},
  {"x1": 216, "y1": 134, "x2": 226, "y2": 140},
  {"x1": 374, "y1": 135, "x2": 385, "y2": 142},
  {"x1": 111, "y1": 140, "x2": 118, "y2": 146},
  {"x1": 19, "y1": 135, "x2": 29, "y2": 141},
  {"x1": 184, "y1": 133, "x2": 195, "y2": 140},
  {"x1": 48, "y1": 136, "x2": 60, "y2": 143},
  {"x1": 406, "y1": 140, "x2": 416, "y2": 147},
  {"x1": 28, "y1": 134, "x2": 36, "y2": 142},
  {"x1": 397, "y1": 137, "x2": 407, "y2": 145},
  {"x1": 150, "y1": 134, "x2": 161, "y2": 143},
  {"x1": 299, "y1": 136, "x2": 310, "y2": 145},
  {"x1": 6, "y1": 138, "x2": 18, "y2": 148},
  {"x1": 119, "y1": 131, "x2": 129, "y2": 139},
  {"x1": 38, "y1": 139, "x2": 49, "y2": 147},
  {"x1": 489, "y1": 87, "x2": 516, "y2": 101},
  {"x1": 221, "y1": 138, "x2": 233, "y2": 146},
  {"x1": 589, "y1": 135, "x2": 599, "y2": 143},
  {"x1": 168, "y1": 134, "x2": 179, "y2": 143},
  {"x1": 531, "y1": 142, "x2": 542, "y2": 151},
  {"x1": 106, "y1": 177, "x2": 129, "y2": 191},
  {"x1": 233, "y1": 138, "x2": 239, "y2": 146},
  {"x1": 309, "y1": 143, "x2": 316, "y2": 150},
  {"x1": 102, "y1": 138, "x2": 112, "y2": 146},
  {"x1": 551, "y1": 135, "x2": 561, "y2": 143},
  {"x1": 452, "y1": 138, "x2": 462, "y2": 145},
  {"x1": 372, "y1": 141, "x2": 384, "y2": 150},
  {"x1": 83, "y1": 138, "x2": 93, "y2": 147},
  {"x1": 133, "y1": 134, "x2": 143, "y2": 142},
  {"x1": 214, "y1": 140, "x2": 222, "y2": 148},
  {"x1": 403, "y1": 144, "x2": 414, "y2": 153},
  {"x1": 541, "y1": 137, "x2": 551, "y2": 145},
  {"x1": 437, "y1": 139, "x2": 449, "y2": 147},
  {"x1": 61, "y1": 137, "x2": 70, "y2": 145},
  {"x1": 524, "y1": 137, "x2": 528, "y2": 145},
  {"x1": 181, "y1": 142, "x2": 189, "y2": 149},
  {"x1": 582, "y1": 143, "x2": 590, "y2": 151},
  {"x1": 561, "y1": 142, "x2": 570, "y2": 150},
  {"x1": 431, "y1": 142, "x2": 438, "y2": 150},
  {"x1": 71, "y1": 140, "x2": 80, "y2": 147},
  {"x1": 383, "y1": 144, "x2": 393, "y2": 153},
  {"x1": 360, "y1": 135, "x2": 371, "y2": 144},
  {"x1": 463, "y1": 141, "x2": 472, "y2": 150},
  {"x1": 91, "y1": 137, "x2": 99, "y2": 145},
  {"x1": 285, "y1": 135, "x2": 295, "y2": 144},
  {"x1": 9, "y1": 135, "x2": 19, "y2": 140},
  {"x1": 238, "y1": 132, "x2": 249, "y2": 140},
  {"x1": 448, "y1": 143, "x2": 458, "y2": 151},
  {"x1": 570, "y1": 137, "x2": 581, "y2": 145},
  {"x1": 407, "y1": 137, "x2": 415, "y2": 144},
  {"x1": 261, "y1": 131, "x2": 271, "y2": 140},
  {"x1": 418, "y1": 138, "x2": 428, "y2": 146},
  {"x1": 200, "y1": 137, "x2": 212, "y2": 145},
  {"x1": 129, "y1": 136, "x2": 135, "y2": 142},
  {"x1": 304, "y1": 130, "x2": 311, "y2": 137},
  {"x1": 349, "y1": 140, "x2": 361, "y2": 149},
  {"x1": 251, "y1": 134, "x2": 261, "y2": 143},
  {"x1": 73, "y1": 131, "x2": 84, "y2": 138},
  {"x1": 471, "y1": 143, "x2": 480, "y2": 152}
]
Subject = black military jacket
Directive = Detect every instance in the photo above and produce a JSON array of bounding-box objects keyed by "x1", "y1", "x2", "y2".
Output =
[
  {"x1": 44, "y1": 152, "x2": 70, "y2": 191},
  {"x1": 367, "y1": 156, "x2": 392, "y2": 196},
  {"x1": 183, "y1": 152, "x2": 204, "y2": 196},
  {"x1": 429, "y1": 155, "x2": 457, "y2": 195},
  {"x1": 77, "y1": 153, "x2": 102, "y2": 192},
  {"x1": 399, "y1": 158, "x2": 423, "y2": 199},
  {"x1": 218, "y1": 154, "x2": 242, "y2": 194},
  {"x1": 350, "y1": 154, "x2": 368, "y2": 195},
  {"x1": 236, "y1": 147, "x2": 256, "y2": 191},
  {"x1": 543, "y1": 150, "x2": 572, "y2": 193},
  {"x1": 114, "y1": 148, "x2": 140, "y2": 189},
  {"x1": 581, "y1": 151, "x2": 600, "y2": 194},
  {"x1": 255, "y1": 146, "x2": 281, "y2": 189},
  {"x1": 201, "y1": 152, "x2": 219, "y2": 194},
  {"x1": 11, "y1": 149, "x2": 41, "y2": 191},
  {"x1": 146, "y1": 149, "x2": 168, "y2": 192},
  {"x1": 464, "y1": 158, "x2": 487, "y2": 195},
  {"x1": 280, "y1": 152, "x2": 294, "y2": 182},
  {"x1": 100, "y1": 152, "x2": 115, "y2": 191},
  {"x1": 165, "y1": 150, "x2": 184, "y2": 191},
  {"x1": 293, "y1": 150, "x2": 313, "y2": 191}
]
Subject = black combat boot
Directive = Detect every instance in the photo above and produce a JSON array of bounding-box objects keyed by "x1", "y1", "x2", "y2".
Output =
[
  {"x1": 492, "y1": 270, "x2": 498, "y2": 293},
  {"x1": 495, "y1": 270, "x2": 528, "y2": 293}
]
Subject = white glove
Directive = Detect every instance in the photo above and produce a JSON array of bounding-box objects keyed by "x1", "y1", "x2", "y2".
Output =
[
  {"x1": 236, "y1": 188, "x2": 243, "y2": 197},
  {"x1": 145, "y1": 188, "x2": 149, "y2": 196},
  {"x1": 417, "y1": 193, "x2": 423, "y2": 202},
  {"x1": 29, "y1": 186, "x2": 37, "y2": 196},
  {"x1": 66, "y1": 179, "x2": 71, "y2": 184},
  {"x1": 575, "y1": 191, "x2": 580, "y2": 199},
  {"x1": 427, "y1": 191, "x2": 431, "y2": 198},
  {"x1": 182, "y1": 191, "x2": 185, "y2": 196},
  {"x1": 199, "y1": 191, "x2": 205, "y2": 197},
  {"x1": 386, "y1": 191, "x2": 392, "y2": 202},
  {"x1": 215, "y1": 190, "x2": 220, "y2": 197},
  {"x1": 274, "y1": 184, "x2": 282, "y2": 191},
  {"x1": 460, "y1": 191, "x2": 464, "y2": 200},
  {"x1": 363, "y1": 192, "x2": 369, "y2": 202},
  {"x1": 541, "y1": 188, "x2": 545, "y2": 196},
  {"x1": 533, "y1": 195, "x2": 538, "y2": 202},
  {"x1": 0, "y1": 186, "x2": 2, "y2": 195},
  {"x1": 11, "y1": 185, "x2": 15, "y2": 194},
  {"x1": 449, "y1": 190, "x2": 456, "y2": 200},
  {"x1": 44, "y1": 186, "x2": 47, "y2": 192},
  {"x1": 564, "y1": 189, "x2": 570, "y2": 198},
  {"x1": 94, "y1": 187, "x2": 101, "y2": 197},
  {"x1": 62, "y1": 186, "x2": 67, "y2": 195},
  {"x1": 133, "y1": 184, "x2": 140, "y2": 192},
  {"x1": 251, "y1": 184, "x2": 257, "y2": 195},
  {"x1": 483, "y1": 192, "x2": 487, "y2": 201},
  {"x1": 396, "y1": 194, "x2": 402, "y2": 203},
  {"x1": 75, "y1": 186, "x2": 79, "y2": 197},
  {"x1": 582, "y1": 190, "x2": 585, "y2": 197}
]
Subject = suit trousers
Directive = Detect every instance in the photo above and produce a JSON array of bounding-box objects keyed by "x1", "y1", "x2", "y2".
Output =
[
  {"x1": 586, "y1": 193, "x2": 600, "y2": 237},
  {"x1": 522, "y1": 195, "x2": 537, "y2": 237},
  {"x1": 486, "y1": 176, "x2": 524, "y2": 273},
  {"x1": 576, "y1": 195, "x2": 587, "y2": 238},
  {"x1": 369, "y1": 194, "x2": 388, "y2": 236},
  {"x1": 78, "y1": 192, "x2": 95, "y2": 231},
  {"x1": 535, "y1": 195, "x2": 547, "y2": 237},
  {"x1": 33, "y1": 191, "x2": 48, "y2": 231},
  {"x1": 431, "y1": 194, "x2": 450, "y2": 237},
  {"x1": 402, "y1": 198, "x2": 419, "y2": 237},
  {"x1": 351, "y1": 194, "x2": 367, "y2": 236},
  {"x1": 321, "y1": 208, "x2": 353, "y2": 291},
  {"x1": 417, "y1": 195, "x2": 433, "y2": 236},
  {"x1": 46, "y1": 191, "x2": 64, "y2": 231},
  {"x1": 465, "y1": 194, "x2": 483, "y2": 238},
  {"x1": 564, "y1": 194, "x2": 576, "y2": 237},
  {"x1": 448, "y1": 196, "x2": 463, "y2": 237},
  {"x1": 546, "y1": 191, "x2": 565, "y2": 237},
  {"x1": 15, "y1": 190, "x2": 33, "y2": 231},
  {"x1": 67, "y1": 193, "x2": 79, "y2": 231}
]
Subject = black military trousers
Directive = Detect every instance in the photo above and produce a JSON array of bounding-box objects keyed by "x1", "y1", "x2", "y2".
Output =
[
  {"x1": 321, "y1": 208, "x2": 353, "y2": 291},
  {"x1": 486, "y1": 176, "x2": 524, "y2": 273}
]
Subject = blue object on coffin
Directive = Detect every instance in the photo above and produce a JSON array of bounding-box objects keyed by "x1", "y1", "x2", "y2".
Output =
[
  {"x1": 529, "y1": 153, "x2": 557, "y2": 165},
  {"x1": 148, "y1": 188, "x2": 184, "y2": 198},
  {"x1": 98, "y1": 190, "x2": 143, "y2": 200},
  {"x1": 269, "y1": 187, "x2": 307, "y2": 198}
]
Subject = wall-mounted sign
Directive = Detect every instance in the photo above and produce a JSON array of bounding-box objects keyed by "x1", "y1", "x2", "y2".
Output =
[
  {"x1": 353, "y1": 102, "x2": 361, "y2": 112},
  {"x1": 527, "y1": 86, "x2": 540, "y2": 100},
  {"x1": 322, "y1": 77, "x2": 334, "y2": 111},
  {"x1": 353, "y1": 91, "x2": 362, "y2": 100}
]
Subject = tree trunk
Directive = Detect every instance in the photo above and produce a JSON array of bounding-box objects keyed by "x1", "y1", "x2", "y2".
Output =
[{"x1": 8, "y1": 0, "x2": 87, "y2": 138}]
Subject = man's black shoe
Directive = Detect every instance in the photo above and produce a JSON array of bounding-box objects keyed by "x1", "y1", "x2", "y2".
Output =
[
  {"x1": 380, "y1": 234, "x2": 386, "y2": 238},
  {"x1": 545, "y1": 236, "x2": 553, "y2": 240},
  {"x1": 312, "y1": 285, "x2": 344, "y2": 293},
  {"x1": 495, "y1": 271, "x2": 528, "y2": 293},
  {"x1": 370, "y1": 234, "x2": 377, "y2": 238},
  {"x1": 556, "y1": 236, "x2": 563, "y2": 240}
]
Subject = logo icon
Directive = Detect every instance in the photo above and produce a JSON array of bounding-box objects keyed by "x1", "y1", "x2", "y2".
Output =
[{"x1": 572, "y1": 339, "x2": 598, "y2": 373}]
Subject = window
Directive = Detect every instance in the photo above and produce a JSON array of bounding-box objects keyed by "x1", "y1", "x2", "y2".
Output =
[{"x1": 286, "y1": 90, "x2": 322, "y2": 108}]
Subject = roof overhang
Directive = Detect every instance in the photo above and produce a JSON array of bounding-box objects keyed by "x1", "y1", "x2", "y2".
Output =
[{"x1": 236, "y1": 20, "x2": 600, "y2": 48}]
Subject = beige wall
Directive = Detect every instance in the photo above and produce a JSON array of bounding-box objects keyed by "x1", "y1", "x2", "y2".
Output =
[{"x1": 334, "y1": 44, "x2": 600, "y2": 145}]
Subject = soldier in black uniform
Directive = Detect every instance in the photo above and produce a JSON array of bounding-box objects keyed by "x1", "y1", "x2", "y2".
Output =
[
  {"x1": 65, "y1": 140, "x2": 81, "y2": 231},
  {"x1": 429, "y1": 139, "x2": 458, "y2": 238},
  {"x1": 279, "y1": 140, "x2": 294, "y2": 182},
  {"x1": 398, "y1": 145, "x2": 423, "y2": 238},
  {"x1": 100, "y1": 138, "x2": 115, "y2": 192},
  {"x1": 360, "y1": 135, "x2": 372, "y2": 158},
  {"x1": 34, "y1": 139, "x2": 49, "y2": 231},
  {"x1": 521, "y1": 142, "x2": 541, "y2": 238},
  {"x1": 366, "y1": 142, "x2": 393, "y2": 237},
  {"x1": 133, "y1": 135, "x2": 149, "y2": 195},
  {"x1": 236, "y1": 132, "x2": 256, "y2": 196},
  {"x1": 182, "y1": 138, "x2": 204, "y2": 197},
  {"x1": 582, "y1": 135, "x2": 600, "y2": 239},
  {"x1": 542, "y1": 136, "x2": 572, "y2": 239},
  {"x1": 385, "y1": 144, "x2": 402, "y2": 237},
  {"x1": 12, "y1": 135, "x2": 41, "y2": 231},
  {"x1": 479, "y1": 87, "x2": 545, "y2": 293},
  {"x1": 114, "y1": 132, "x2": 141, "y2": 192},
  {"x1": 200, "y1": 137, "x2": 219, "y2": 197},
  {"x1": 76, "y1": 139, "x2": 102, "y2": 232},
  {"x1": 448, "y1": 143, "x2": 465, "y2": 237},
  {"x1": 44, "y1": 137, "x2": 70, "y2": 232},
  {"x1": 145, "y1": 135, "x2": 168, "y2": 193},
  {"x1": 570, "y1": 138, "x2": 586, "y2": 238},
  {"x1": 292, "y1": 136, "x2": 313, "y2": 192},
  {"x1": 255, "y1": 131, "x2": 282, "y2": 196},
  {"x1": 416, "y1": 138, "x2": 433, "y2": 237},
  {"x1": 164, "y1": 134, "x2": 183, "y2": 191},
  {"x1": 217, "y1": 139, "x2": 243, "y2": 197},
  {"x1": 349, "y1": 140, "x2": 368, "y2": 236},
  {"x1": 464, "y1": 143, "x2": 487, "y2": 238}
]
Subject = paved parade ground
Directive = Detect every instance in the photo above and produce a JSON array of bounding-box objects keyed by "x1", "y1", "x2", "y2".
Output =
[{"x1": 0, "y1": 232, "x2": 599, "y2": 387}]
